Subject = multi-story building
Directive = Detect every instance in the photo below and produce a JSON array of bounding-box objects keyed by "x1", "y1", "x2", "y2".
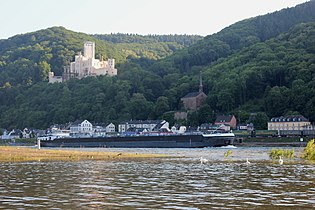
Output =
[
  {"x1": 105, "y1": 123, "x2": 116, "y2": 133},
  {"x1": 70, "y1": 120, "x2": 93, "y2": 135},
  {"x1": 268, "y1": 115, "x2": 311, "y2": 131},
  {"x1": 49, "y1": 41, "x2": 117, "y2": 83},
  {"x1": 215, "y1": 115, "x2": 237, "y2": 129}
]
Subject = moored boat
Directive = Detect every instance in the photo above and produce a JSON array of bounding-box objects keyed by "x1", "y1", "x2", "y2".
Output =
[{"x1": 39, "y1": 131, "x2": 234, "y2": 148}]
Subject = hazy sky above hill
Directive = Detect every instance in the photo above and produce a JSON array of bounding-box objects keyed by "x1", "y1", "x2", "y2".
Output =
[{"x1": 1, "y1": 0, "x2": 309, "y2": 39}]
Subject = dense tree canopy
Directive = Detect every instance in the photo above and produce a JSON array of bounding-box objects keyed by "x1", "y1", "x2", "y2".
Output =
[
  {"x1": 202, "y1": 23, "x2": 315, "y2": 120},
  {"x1": 0, "y1": 1, "x2": 315, "y2": 129}
]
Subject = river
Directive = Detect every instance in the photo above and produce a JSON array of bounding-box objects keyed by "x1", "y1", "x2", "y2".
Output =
[{"x1": 0, "y1": 147, "x2": 314, "y2": 209}]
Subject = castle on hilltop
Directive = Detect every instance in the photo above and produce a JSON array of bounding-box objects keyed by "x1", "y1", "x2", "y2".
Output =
[{"x1": 49, "y1": 41, "x2": 117, "y2": 83}]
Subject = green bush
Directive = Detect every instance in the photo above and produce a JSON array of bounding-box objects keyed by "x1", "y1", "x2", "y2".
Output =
[
  {"x1": 302, "y1": 139, "x2": 315, "y2": 160},
  {"x1": 269, "y1": 148, "x2": 295, "y2": 159},
  {"x1": 224, "y1": 150, "x2": 232, "y2": 158}
]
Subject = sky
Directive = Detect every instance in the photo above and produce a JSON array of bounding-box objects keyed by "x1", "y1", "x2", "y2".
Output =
[{"x1": 0, "y1": 0, "x2": 310, "y2": 39}]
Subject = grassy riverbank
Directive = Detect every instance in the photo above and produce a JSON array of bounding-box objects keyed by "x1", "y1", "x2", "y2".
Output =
[
  {"x1": 0, "y1": 146, "x2": 168, "y2": 162},
  {"x1": 234, "y1": 136, "x2": 309, "y2": 147}
]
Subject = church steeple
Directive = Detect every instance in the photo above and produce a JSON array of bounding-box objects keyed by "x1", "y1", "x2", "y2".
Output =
[{"x1": 199, "y1": 71, "x2": 203, "y2": 93}]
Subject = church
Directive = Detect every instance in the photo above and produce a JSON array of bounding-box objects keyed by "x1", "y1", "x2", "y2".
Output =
[{"x1": 181, "y1": 73, "x2": 207, "y2": 110}]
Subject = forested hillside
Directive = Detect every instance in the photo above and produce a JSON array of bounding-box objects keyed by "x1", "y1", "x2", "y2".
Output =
[
  {"x1": 0, "y1": 27, "x2": 118, "y2": 86},
  {"x1": 203, "y1": 22, "x2": 315, "y2": 119},
  {"x1": 0, "y1": 1, "x2": 315, "y2": 130},
  {"x1": 151, "y1": 0, "x2": 315, "y2": 76},
  {"x1": 0, "y1": 27, "x2": 201, "y2": 87}
]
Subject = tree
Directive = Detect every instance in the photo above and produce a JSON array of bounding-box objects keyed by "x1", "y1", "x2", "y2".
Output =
[
  {"x1": 264, "y1": 86, "x2": 289, "y2": 117},
  {"x1": 198, "y1": 104, "x2": 215, "y2": 124},
  {"x1": 289, "y1": 79, "x2": 308, "y2": 113},
  {"x1": 162, "y1": 111, "x2": 176, "y2": 126},
  {"x1": 127, "y1": 93, "x2": 154, "y2": 120},
  {"x1": 249, "y1": 112, "x2": 269, "y2": 130},
  {"x1": 187, "y1": 111, "x2": 199, "y2": 127},
  {"x1": 235, "y1": 110, "x2": 250, "y2": 124},
  {"x1": 154, "y1": 96, "x2": 170, "y2": 118},
  {"x1": 2, "y1": 82, "x2": 12, "y2": 89},
  {"x1": 38, "y1": 61, "x2": 51, "y2": 81}
]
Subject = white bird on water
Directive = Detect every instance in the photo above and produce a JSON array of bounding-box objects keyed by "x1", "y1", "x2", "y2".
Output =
[
  {"x1": 200, "y1": 157, "x2": 208, "y2": 164},
  {"x1": 279, "y1": 156, "x2": 283, "y2": 165},
  {"x1": 246, "y1": 158, "x2": 251, "y2": 165}
]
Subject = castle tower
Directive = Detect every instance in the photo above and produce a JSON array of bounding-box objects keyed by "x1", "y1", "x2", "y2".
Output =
[
  {"x1": 108, "y1": 59, "x2": 115, "y2": 69},
  {"x1": 83, "y1": 41, "x2": 95, "y2": 59}
]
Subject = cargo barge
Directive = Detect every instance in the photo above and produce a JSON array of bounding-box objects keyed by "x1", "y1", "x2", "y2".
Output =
[{"x1": 39, "y1": 132, "x2": 235, "y2": 148}]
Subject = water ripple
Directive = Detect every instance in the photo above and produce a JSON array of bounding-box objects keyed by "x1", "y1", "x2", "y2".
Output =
[{"x1": 0, "y1": 147, "x2": 314, "y2": 209}]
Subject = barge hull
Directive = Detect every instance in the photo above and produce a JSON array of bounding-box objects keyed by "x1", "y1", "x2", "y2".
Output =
[{"x1": 40, "y1": 134, "x2": 234, "y2": 148}]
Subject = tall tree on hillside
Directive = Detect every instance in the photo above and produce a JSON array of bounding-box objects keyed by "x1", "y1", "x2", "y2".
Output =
[
  {"x1": 127, "y1": 93, "x2": 154, "y2": 120},
  {"x1": 154, "y1": 96, "x2": 170, "y2": 118}
]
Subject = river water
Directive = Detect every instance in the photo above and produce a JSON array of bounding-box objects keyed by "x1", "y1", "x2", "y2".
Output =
[{"x1": 0, "y1": 147, "x2": 314, "y2": 209}]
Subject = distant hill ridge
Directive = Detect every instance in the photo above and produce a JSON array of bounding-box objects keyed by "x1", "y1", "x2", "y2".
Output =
[
  {"x1": 154, "y1": 0, "x2": 315, "y2": 74},
  {"x1": 92, "y1": 33, "x2": 202, "y2": 45}
]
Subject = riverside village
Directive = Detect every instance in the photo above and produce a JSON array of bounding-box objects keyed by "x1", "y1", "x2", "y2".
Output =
[
  {"x1": 1, "y1": 114, "x2": 315, "y2": 146},
  {"x1": 1, "y1": 42, "x2": 315, "y2": 146}
]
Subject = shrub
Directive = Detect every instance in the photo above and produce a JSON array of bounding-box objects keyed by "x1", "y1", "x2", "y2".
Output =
[
  {"x1": 224, "y1": 150, "x2": 232, "y2": 158},
  {"x1": 269, "y1": 148, "x2": 294, "y2": 159},
  {"x1": 302, "y1": 139, "x2": 315, "y2": 160}
]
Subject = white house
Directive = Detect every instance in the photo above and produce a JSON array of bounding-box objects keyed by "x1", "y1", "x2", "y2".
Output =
[
  {"x1": 22, "y1": 128, "x2": 31, "y2": 138},
  {"x1": 237, "y1": 123, "x2": 254, "y2": 131},
  {"x1": 105, "y1": 123, "x2": 116, "y2": 133},
  {"x1": 93, "y1": 126, "x2": 106, "y2": 137},
  {"x1": 70, "y1": 120, "x2": 93, "y2": 136}
]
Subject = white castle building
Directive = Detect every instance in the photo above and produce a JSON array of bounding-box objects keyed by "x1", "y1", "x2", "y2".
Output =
[{"x1": 49, "y1": 41, "x2": 117, "y2": 83}]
